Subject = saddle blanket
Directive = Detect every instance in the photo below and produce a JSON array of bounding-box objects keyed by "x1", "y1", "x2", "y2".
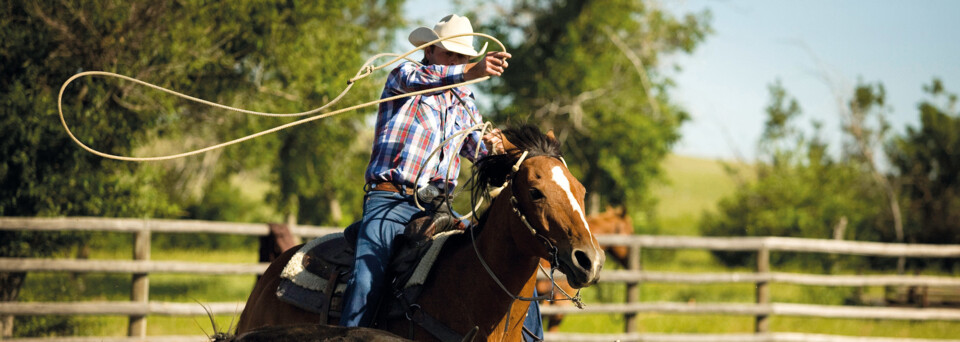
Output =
[{"x1": 276, "y1": 229, "x2": 463, "y2": 319}]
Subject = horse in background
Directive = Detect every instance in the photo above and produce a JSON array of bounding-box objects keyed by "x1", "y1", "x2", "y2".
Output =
[
  {"x1": 536, "y1": 206, "x2": 633, "y2": 332},
  {"x1": 587, "y1": 206, "x2": 634, "y2": 268}
]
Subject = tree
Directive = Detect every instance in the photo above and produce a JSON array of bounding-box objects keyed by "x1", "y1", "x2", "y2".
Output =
[
  {"x1": 1, "y1": 0, "x2": 402, "y2": 335},
  {"x1": 2, "y1": 1, "x2": 184, "y2": 335},
  {"x1": 889, "y1": 79, "x2": 960, "y2": 268},
  {"x1": 840, "y1": 81, "x2": 906, "y2": 273},
  {"x1": 700, "y1": 82, "x2": 884, "y2": 269},
  {"x1": 477, "y1": 0, "x2": 712, "y2": 229}
]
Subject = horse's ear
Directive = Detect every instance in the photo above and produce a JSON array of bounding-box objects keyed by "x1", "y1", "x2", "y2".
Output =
[{"x1": 546, "y1": 129, "x2": 557, "y2": 141}]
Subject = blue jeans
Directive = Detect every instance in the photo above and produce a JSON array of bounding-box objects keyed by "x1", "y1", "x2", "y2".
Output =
[
  {"x1": 340, "y1": 190, "x2": 544, "y2": 340},
  {"x1": 524, "y1": 289, "x2": 545, "y2": 341},
  {"x1": 341, "y1": 190, "x2": 421, "y2": 327}
]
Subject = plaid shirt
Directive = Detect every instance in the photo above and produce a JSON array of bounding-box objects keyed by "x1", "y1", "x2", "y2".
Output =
[{"x1": 364, "y1": 61, "x2": 487, "y2": 191}]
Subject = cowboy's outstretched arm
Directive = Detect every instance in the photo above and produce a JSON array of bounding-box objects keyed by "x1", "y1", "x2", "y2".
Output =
[
  {"x1": 391, "y1": 63, "x2": 467, "y2": 94},
  {"x1": 465, "y1": 52, "x2": 512, "y2": 80}
]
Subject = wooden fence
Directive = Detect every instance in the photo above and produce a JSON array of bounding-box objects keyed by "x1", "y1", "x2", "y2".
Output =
[{"x1": 2, "y1": 217, "x2": 960, "y2": 342}]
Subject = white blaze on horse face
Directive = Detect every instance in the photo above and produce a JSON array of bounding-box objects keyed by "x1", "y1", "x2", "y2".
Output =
[{"x1": 550, "y1": 166, "x2": 599, "y2": 248}]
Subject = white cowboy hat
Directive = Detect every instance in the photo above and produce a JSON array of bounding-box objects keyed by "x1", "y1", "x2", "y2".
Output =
[{"x1": 408, "y1": 14, "x2": 488, "y2": 58}]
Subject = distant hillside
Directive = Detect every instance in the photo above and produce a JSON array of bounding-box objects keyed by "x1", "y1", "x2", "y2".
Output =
[{"x1": 651, "y1": 154, "x2": 752, "y2": 236}]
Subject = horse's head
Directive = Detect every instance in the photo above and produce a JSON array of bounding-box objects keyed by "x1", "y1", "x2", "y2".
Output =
[{"x1": 473, "y1": 125, "x2": 604, "y2": 288}]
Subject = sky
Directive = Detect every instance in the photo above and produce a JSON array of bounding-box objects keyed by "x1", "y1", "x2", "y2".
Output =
[{"x1": 403, "y1": 0, "x2": 960, "y2": 161}]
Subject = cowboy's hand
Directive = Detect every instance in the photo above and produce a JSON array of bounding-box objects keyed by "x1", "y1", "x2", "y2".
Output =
[
  {"x1": 465, "y1": 52, "x2": 512, "y2": 80},
  {"x1": 482, "y1": 128, "x2": 505, "y2": 154}
]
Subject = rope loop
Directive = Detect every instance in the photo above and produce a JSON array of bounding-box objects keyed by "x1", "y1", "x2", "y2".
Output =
[
  {"x1": 57, "y1": 33, "x2": 507, "y2": 162},
  {"x1": 349, "y1": 64, "x2": 377, "y2": 84}
]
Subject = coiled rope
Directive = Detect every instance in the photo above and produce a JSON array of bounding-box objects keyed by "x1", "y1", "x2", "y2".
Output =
[{"x1": 57, "y1": 33, "x2": 506, "y2": 162}]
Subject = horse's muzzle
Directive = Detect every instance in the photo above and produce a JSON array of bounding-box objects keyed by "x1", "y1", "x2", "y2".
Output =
[{"x1": 559, "y1": 246, "x2": 604, "y2": 288}]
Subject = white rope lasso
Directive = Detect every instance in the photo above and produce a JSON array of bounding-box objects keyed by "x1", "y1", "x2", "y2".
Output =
[
  {"x1": 57, "y1": 33, "x2": 506, "y2": 162},
  {"x1": 410, "y1": 122, "x2": 494, "y2": 213}
]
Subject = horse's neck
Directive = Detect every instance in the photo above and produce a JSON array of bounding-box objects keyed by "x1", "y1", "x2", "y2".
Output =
[
  {"x1": 482, "y1": 211, "x2": 540, "y2": 339},
  {"x1": 475, "y1": 199, "x2": 541, "y2": 292},
  {"x1": 422, "y1": 196, "x2": 541, "y2": 339}
]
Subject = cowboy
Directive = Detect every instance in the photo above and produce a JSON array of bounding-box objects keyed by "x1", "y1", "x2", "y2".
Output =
[{"x1": 340, "y1": 14, "x2": 543, "y2": 340}]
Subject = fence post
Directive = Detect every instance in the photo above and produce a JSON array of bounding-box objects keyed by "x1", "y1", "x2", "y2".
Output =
[
  {"x1": 128, "y1": 220, "x2": 150, "y2": 337},
  {"x1": 2, "y1": 314, "x2": 12, "y2": 338},
  {"x1": 755, "y1": 246, "x2": 770, "y2": 333},
  {"x1": 624, "y1": 244, "x2": 641, "y2": 333}
]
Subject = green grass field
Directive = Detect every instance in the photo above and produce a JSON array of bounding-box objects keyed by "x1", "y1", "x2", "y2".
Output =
[
  {"x1": 555, "y1": 250, "x2": 960, "y2": 338},
  {"x1": 13, "y1": 154, "x2": 960, "y2": 339},
  {"x1": 556, "y1": 155, "x2": 960, "y2": 338},
  {"x1": 652, "y1": 154, "x2": 751, "y2": 235}
]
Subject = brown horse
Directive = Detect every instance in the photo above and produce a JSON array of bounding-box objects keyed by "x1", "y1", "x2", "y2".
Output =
[
  {"x1": 536, "y1": 206, "x2": 633, "y2": 331},
  {"x1": 236, "y1": 125, "x2": 604, "y2": 341},
  {"x1": 586, "y1": 206, "x2": 633, "y2": 267}
]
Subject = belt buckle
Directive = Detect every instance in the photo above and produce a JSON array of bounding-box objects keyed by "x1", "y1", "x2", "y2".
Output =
[{"x1": 365, "y1": 183, "x2": 385, "y2": 193}]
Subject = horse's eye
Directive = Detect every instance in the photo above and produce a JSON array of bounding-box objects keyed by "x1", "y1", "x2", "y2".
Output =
[{"x1": 529, "y1": 188, "x2": 545, "y2": 201}]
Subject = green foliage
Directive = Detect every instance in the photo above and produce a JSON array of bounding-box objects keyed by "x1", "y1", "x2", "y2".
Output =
[
  {"x1": 271, "y1": 117, "x2": 371, "y2": 227},
  {"x1": 701, "y1": 82, "x2": 884, "y2": 269},
  {"x1": 2, "y1": 0, "x2": 403, "y2": 336},
  {"x1": 2, "y1": 3, "x2": 180, "y2": 313},
  {"x1": 702, "y1": 76, "x2": 960, "y2": 273},
  {"x1": 889, "y1": 79, "x2": 960, "y2": 267},
  {"x1": 14, "y1": 272, "x2": 97, "y2": 337},
  {"x1": 478, "y1": 0, "x2": 712, "y2": 228},
  {"x1": 1, "y1": 0, "x2": 405, "y2": 239}
]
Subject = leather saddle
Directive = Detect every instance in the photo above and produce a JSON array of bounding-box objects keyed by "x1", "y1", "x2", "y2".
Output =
[{"x1": 276, "y1": 212, "x2": 463, "y2": 326}]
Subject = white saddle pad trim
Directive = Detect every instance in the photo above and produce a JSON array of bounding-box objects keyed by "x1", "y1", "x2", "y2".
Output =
[
  {"x1": 405, "y1": 229, "x2": 464, "y2": 289},
  {"x1": 280, "y1": 232, "x2": 345, "y2": 292}
]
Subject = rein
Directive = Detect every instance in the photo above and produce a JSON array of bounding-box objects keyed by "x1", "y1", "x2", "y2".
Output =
[
  {"x1": 393, "y1": 138, "x2": 583, "y2": 341},
  {"x1": 466, "y1": 150, "x2": 584, "y2": 337}
]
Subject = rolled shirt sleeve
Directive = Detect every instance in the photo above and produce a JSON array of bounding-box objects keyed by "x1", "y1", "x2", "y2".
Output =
[{"x1": 387, "y1": 62, "x2": 466, "y2": 95}]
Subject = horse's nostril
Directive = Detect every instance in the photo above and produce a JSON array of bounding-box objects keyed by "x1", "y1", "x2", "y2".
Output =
[{"x1": 574, "y1": 250, "x2": 592, "y2": 270}]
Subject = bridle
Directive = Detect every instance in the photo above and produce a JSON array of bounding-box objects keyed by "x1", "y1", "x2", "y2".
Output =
[
  {"x1": 402, "y1": 135, "x2": 585, "y2": 341},
  {"x1": 407, "y1": 126, "x2": 584, "y2": 339},
  {"x1": 468, "y1": 150, "x2": 584, "y2": 337}
]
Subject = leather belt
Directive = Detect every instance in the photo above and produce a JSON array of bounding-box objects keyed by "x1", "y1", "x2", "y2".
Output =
[{"x1": 368, "y1": 182, "x2": 416, "y2": 195}]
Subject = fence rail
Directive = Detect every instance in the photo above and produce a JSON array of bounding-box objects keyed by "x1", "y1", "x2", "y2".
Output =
[
  {"x1": 6, "y1": 257, "x2": 960, "y2": 287},
  {"x1": 539, "y1": 302, "x2": 960, "y2": 320},
  {"x1": 597, "y1": 270, "x2": 960, "y2": 287},
  {"x1": 540, "y1": 332, "x2": 960, "y2": 342},
  {"x1": 0, "y1": 258, "x2": 269, "y2": 275},
  {"x1": 12, "y1": 300, "x2": 960, "y2": 323},
  {"x1": 1, "y1": 216, "x2": 959, "y2": 342},
  {"x1": 0, "y1": 216, "x2": 340, "y2": 237},
  {"x1": 5, "y1": 334, "x2": 960, "y2": 342},
  {"x1": 594, "y1": 234, "x2": 960, "y2": 257}
]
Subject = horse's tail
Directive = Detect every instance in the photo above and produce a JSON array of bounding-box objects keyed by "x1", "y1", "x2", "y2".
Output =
[
  {"x1": 197, "y1": 300, "x2": 237, "y2": 342},
  {"x1": 209, "y1": 332, "x2": 235, "y2": 342}
]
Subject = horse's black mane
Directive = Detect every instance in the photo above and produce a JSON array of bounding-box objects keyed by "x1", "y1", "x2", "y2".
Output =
[{"x1": 467, "y1": 124, "x2": 563, "y2": 226}]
